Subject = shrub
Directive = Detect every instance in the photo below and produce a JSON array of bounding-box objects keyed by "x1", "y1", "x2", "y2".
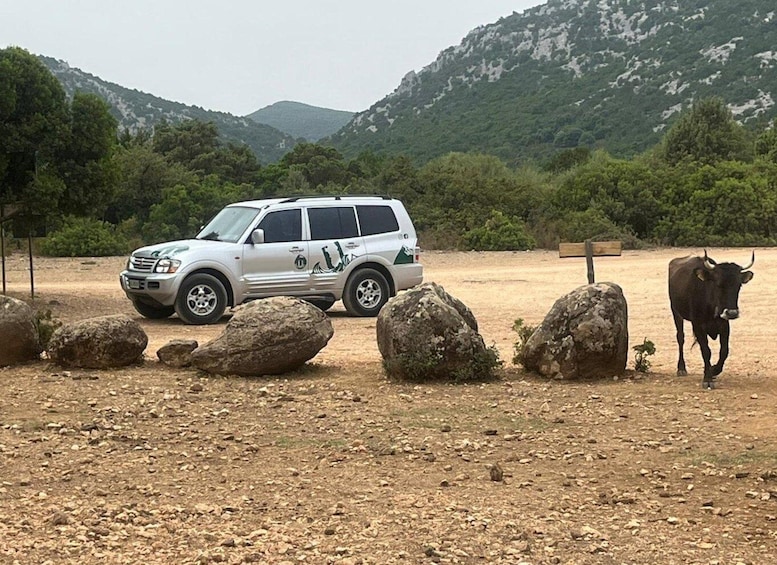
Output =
[
  {"x1": 512, "y1": 318, "x2": 538, "y2": 366},
  {"x1": 463, "y1": 210, "x2": 536, "y2": 251},
  {"x1": 40, "y1": 216, "x2": 129, "y2": 257},
  {"x1": 383, "y1": 344, "x2": 502, "y2": 382},
  {"x1": 633, "y1": 338, "x2": 656, "y2": 373},
  {"x1": 34, "y1": 308, "x2": 62, "y2": 349}
]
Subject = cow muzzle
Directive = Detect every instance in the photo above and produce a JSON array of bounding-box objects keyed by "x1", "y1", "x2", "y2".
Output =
[{"x1": 720, "y1": 309, "x2": 739, "y2": 320}]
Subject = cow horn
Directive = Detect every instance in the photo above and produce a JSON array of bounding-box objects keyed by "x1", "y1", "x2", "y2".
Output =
[
  {"x1": 741, "y1": 251, "x2": 755, "y2": 271},
  {"x1": 703, "y1": 250, "x2": 716, "y2": 270}
]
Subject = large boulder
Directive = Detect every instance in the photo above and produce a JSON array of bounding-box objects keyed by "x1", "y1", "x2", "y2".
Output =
[
  {"x1": 0, "y1": 296, "x2": 41, "y2": 366},
  {"x1": 521, "y1": 282, "x2": 628, "y2": 380},
  {"x1": 191, "y1": 297, "x2": 334, "y2": 376},
  {"x1": 376, "y1": 282, "x2": 498, "y2": 381},
  {"x1": 47, "y1": 315, "x2": 148, "y2": 369}
]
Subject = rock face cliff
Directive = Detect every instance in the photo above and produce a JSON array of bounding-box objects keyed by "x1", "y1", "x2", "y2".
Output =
[{"x1": 332, "y1": 0, "x2": 777, "y2": 163}]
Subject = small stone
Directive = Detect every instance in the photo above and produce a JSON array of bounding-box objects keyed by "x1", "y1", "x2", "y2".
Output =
[
  {"x1": 49, "y1": 512, "x2": 72, "y2": 526},
  {"x1": 490, "y1": 462, "x2": 504, "y2": 482}
]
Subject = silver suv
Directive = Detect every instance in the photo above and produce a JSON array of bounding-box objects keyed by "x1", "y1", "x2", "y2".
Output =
[{"x1": 119, "y1": 195, "x2": 423, "y2": 324}]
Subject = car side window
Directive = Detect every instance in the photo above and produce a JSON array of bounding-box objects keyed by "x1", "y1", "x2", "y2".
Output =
[
  {"x1": 308, "y1": 207, "x2": 358, "y2": 240},
  {"x1": 257, "y1": 209, "x2": 302, "y2": 243},
  {"x1": 356, "y1": 205, "x2": 399, "y2": 236}
]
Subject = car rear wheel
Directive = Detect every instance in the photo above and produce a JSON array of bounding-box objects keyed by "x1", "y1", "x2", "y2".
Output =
[
  {"x1": 175, "y1": 274, "x2": 228, "y2": 325},
  {"x1": 342, "y1": 268, "x2": 389, "y2": 317}
]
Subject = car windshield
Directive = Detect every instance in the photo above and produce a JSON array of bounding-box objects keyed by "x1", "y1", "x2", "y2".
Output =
[{"x1": 196, "y1": 206, "x2": 260, "y2": 243}]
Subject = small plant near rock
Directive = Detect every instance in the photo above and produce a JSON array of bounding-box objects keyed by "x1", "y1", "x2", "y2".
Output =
[
  {"x1": 633, "y1": 338, "x2": 656, "y2": 372},
  {"x1": 384, "y1": 343, "x2": 501, "y2": 383},
  {"x1": 512, "y1": 318, "x2": 537, "y2": 366},
  {"x1": 34, "y1": 308, "x2": 62, "y2": 349}
]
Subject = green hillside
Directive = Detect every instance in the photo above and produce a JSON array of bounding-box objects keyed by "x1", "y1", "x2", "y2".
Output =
[
  {"x1": 39, "y1": 56, "x2": 298, "y2": 164},
  {"x1": 331, "y1": 0, "x2": 777, "y2": 165},
  {"x1": 246, "y1": 101, "x2": 354, "y2": 141}
]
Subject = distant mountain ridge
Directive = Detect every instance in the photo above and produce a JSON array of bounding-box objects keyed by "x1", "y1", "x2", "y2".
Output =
[
  {"x1": 247, "y1": 101, "x2": 354, "y2": 141},
  {"x1": 331, "y1": 0, "x2": 777, "y2": 163},
  {"x1": 39, "y1": 56, "x2": 298, "y2": 163}
]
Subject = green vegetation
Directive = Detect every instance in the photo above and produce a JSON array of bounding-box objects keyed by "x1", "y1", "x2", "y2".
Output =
[
  {"x1": 4, "y1": 47, "x2": 777, "y2": 256},
  {"x1": 512, "y1": 318, "x2": 538, "y2": 366},
  {"x1": 246, "y1": 101, "x2": 354, "y2": 141},
  {"x1": 633, "y1": 338, "x2": 656, "y2": 373},
  {"x1": 331, "y1": 1, "x2": 777, "y2": 165}
]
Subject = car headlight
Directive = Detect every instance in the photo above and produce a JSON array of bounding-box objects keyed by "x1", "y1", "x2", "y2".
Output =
[{"x1": 154, "y1": 259, "x2": 181, "y2": 273}]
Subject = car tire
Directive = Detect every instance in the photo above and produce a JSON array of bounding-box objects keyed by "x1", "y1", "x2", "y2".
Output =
[
  {"x1": 342, "y1": 268, "x2": 390, "y2": 317},
  {"x1": 132, "y1": 299, "x2": 175, "y2": 320},
  {"x1": 304, "y1": 298, "x2": 335, "y2": 312},
  {"x1": 175, "y1": 273, "x2": 228, "y2": 325}
]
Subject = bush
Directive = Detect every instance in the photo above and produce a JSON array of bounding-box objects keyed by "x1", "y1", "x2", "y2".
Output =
[
  {"x1": 512, "y1": 318, "x2": 538, "y2": 366},
  {"x1": 463, "y1": 210, "x2": 536, "y2": 251},
  {"x1": 383, "y1": 344, "x2": 502, "y2": 382},
  {"x1": 34, "y1": 309, "x2": 62, "y2": 349},
  {"x1": 633, "y1": 338, "x2": 656, "y2": 373},
  {"x1": 40, "y1": 217, "x2": 129, "y2": 257}
]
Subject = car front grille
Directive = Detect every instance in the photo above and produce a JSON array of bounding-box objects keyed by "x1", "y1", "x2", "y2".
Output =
[{"x1": 130, "y1": 256, "x2": 157, "y2": 272}]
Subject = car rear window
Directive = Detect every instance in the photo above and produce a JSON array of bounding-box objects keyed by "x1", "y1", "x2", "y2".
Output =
[
  {"x1": 356, "y1": 205, "x2": 399, "y2": 236},
  {"x1": 308, "y1": 207, "x2": 359, "y2": 240}
]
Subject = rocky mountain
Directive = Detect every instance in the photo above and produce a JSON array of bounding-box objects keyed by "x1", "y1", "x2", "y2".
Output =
[
  {"x1": 39, "y1": 56, "x2": 298, "y2": 164},
  {"x1": 331, "y1": 0, "x2": 777, "y2": 164},
  {"x1": 246, "y1": 101, "x2": 354, "y2": 141}
]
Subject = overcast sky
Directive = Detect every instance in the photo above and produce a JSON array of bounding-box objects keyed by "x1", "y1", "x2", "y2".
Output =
[{"x1": 1, "y1": 1, "x2": 543, "y2": 116}]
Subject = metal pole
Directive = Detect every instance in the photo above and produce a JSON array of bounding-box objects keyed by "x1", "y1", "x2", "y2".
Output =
[
  {"x1": 1, "y1": 221, "x2": 5, "y2": 295},
  {"x1": 28, "y1": 228, "x2": 34, "y2": 300},
  {"x1": 585, "y1": 239, "x2": 595, "y2": 284}
]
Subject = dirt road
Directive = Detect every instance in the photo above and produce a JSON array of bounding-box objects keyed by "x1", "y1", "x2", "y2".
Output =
[{"x1": 1, "y1": 248, "x2": 776, "y2": 564}]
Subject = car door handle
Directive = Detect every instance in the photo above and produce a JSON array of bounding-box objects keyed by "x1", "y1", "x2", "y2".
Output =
[{"x1": 289, "y1": 246, "x2": 304, "y2": 253}]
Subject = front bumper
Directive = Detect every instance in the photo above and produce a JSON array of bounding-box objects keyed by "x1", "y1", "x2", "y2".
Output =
[{"x1": 119, "y1": 271, "x2": 180, "y2": 306}]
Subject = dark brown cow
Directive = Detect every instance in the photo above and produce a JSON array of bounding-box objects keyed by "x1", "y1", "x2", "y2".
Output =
[{"x1": 668, "y1": 251, "x2": 754, "y2": 389}]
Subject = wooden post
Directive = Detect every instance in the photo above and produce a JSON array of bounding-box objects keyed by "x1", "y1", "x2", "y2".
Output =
[
  {"x1": 559, "y1": 240, "x2": 622, "y2": 284},
  {"x1": 585, "y1": 239, "x2": 595, "y2": 283}
]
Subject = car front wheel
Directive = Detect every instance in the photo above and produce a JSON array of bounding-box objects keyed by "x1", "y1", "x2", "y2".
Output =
[
  {"x1": 175, "y1": 274, "x2": 228, "y2": 325},
  {"x1": 342, "y1": 268, "x2": 390, "y2": 317},
  {"x1": 132, "y1": 298, "x2": 175, "y2": 320}
]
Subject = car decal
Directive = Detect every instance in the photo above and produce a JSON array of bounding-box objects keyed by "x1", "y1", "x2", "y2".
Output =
[
  {"x1": 393, "y1": 245, "x2": 414, "y2": 265},
  {"x1": 313, "y1": 241, "x2": 357, "y2": 274},
  {"x1": 150, "y1": 245, "x2": 190, "y2": 258}
]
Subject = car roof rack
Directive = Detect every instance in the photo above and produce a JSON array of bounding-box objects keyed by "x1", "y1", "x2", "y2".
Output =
[{"x1": 278, "y1": 194, "x2": 391, "y2": 203}]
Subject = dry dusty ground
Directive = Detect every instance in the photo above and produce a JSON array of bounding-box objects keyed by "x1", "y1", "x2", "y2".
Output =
[{"x1": 1, "y1": 248, "x2": 777, "y2": 565}]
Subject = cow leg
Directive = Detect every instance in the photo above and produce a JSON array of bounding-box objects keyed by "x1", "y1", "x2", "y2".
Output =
[
  {"x1": 712, "y1": 320, "x2": 731, "y2": 378},
  {"x1": 673, "y1": 310, "x2": 687, "y2": 376},
  {"x1": 692, "y1": 323, "x2": 714, "y2": 389}
]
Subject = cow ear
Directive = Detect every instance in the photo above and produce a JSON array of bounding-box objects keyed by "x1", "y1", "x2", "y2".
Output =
[
  {"x1": 741, "y1": 271, "x2": 754, "y2": 284},
  {"x1": 694, "y1": 268, "x2": 710, "y2": 281}
]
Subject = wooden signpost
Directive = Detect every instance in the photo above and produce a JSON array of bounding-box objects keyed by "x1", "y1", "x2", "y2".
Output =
[{"x1": 559, "y1": 239, "x2": 622, "y2": 284}]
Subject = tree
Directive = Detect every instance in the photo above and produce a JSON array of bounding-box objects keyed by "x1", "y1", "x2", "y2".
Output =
[
  {"x1": 57, "y1": 92, "x2": 119, "y2": 216},
  {"x1": 662, "y1": 97, "x2": 751, "y2": 165},
  {"x1": 279, "y1": 143, "x2": 352, "y2": 188},
  {"x1": 0, "y1": 47, "x2": 69, "y2": 217},
  {"x1": 755, "y1": 120, "x2": 777, "y2": 163},
  {"x1": 152, "y1": 120, "x2": 261, "y2": 185}
]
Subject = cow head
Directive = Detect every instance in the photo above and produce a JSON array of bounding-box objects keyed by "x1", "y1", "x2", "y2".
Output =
[{"x1": 695, "y1": 250, "x2": 755, "y2": 320}]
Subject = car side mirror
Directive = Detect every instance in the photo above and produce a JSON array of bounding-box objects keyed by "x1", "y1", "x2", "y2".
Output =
[{"x1": 250, "y1": 229, "x2": 265, "y2": 244}]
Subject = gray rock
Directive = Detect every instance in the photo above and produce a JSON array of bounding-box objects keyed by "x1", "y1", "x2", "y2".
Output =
[
  {"x1": 47, "y1": 315, "x2": 148, "y2": 369},
  {"x1": 521, "y1": 282, "x2": 628, "y2": 379},
  {"x1": 376, "y1": 282, "x2": 498, "y2": 381},
  {"x1": 157, "y1": 339, "x2": 199, "y2": 367},
  {"x1": 0, "y1": 296, "x2": 41, "y2": 366},
  {"x1": 191, "y1": 296, "x2": 334, "y2": 376}
]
